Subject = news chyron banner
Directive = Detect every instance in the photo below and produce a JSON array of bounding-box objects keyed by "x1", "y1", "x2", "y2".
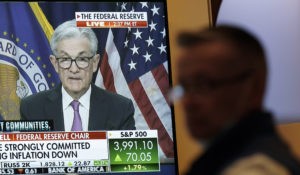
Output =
[
  {"x1": 76, "y1": 12, "x2": 148, "y2": 28},
  {"x1": 0, "y1": 130, "x2": 159, "y2": 174}
]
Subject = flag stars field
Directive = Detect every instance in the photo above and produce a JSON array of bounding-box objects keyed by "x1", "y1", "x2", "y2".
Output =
[
  {"x1": 124, "y1": 39, "x2": 129, "y2": 48},
  {"x1": 158, "y1": 43, "x2": 166, "y2": 54},
  {"x1": 149, "y1": 21, "x2": 157, "y2": 31},
  {"x1": 133, "y1": 29, "x2": 142, "y2": 40},
  {"x1": 130, "y1": 44, "x2": 139, "y2": 55},
  {"x1": 151, "y1": 4, "x2": 160, "y2": 16},
  {"x1": 140, "y1": 2, "x2": 148, "y2": 8},
  {"x1": 160, "y1": 28, "x2": 166, "y2": 38},
  {"x1": 128, "y1": 60, "x2": 137, "y2": 71},
  {"x1": 145, "y1": 36, "x2": 154, "y2": 47},
  {"x1": 130, "y1": 6, "x2": 135, "y2": 12},
  {"x1": 143, "y1": 52, "x2": 152, "y2": 62},
  {"x1": 121, "y1": 2, "x2": 127, "y2": 11}
]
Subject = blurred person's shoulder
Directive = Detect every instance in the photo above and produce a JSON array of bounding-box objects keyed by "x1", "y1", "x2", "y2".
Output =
[{"x1": 221, "y1": 153, "x2": 290, "y2": 175}]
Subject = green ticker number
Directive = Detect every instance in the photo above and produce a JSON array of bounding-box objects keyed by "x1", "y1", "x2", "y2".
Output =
[
  {"x1": 126, "y1": 152, "x2": 151, "y2": 162},
  {"x1": 113, "y1": 140, "x2": 153, "y2": 152},
  {"x1": 109, "y1": 138, "x2": 159, "y2": 172}
]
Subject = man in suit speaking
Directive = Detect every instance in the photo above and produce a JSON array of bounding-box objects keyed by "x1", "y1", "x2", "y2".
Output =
[{"x1": 20, "y1": 19, "x2": 136, "y2": 131}]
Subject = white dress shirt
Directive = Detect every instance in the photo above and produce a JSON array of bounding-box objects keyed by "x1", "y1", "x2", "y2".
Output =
[{"x1": 62, "y1": 85, "x2": 91, "y2": 131}]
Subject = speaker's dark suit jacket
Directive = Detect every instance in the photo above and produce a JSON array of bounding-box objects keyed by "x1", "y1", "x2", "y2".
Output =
[{"x1": 20, "y1": 84, "x2": 135, "y2": 131}]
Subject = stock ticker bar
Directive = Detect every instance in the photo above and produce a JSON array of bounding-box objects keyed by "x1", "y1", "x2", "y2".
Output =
[
  {"x1": 0, "y1": 166, "x2": 108, "y2": 174},
  {"x1": 0, "y1": 130, "x2": 159, "y2": 174},
  {"x1": 108, "y1": 130, "x2": 160, "y2": 172}
]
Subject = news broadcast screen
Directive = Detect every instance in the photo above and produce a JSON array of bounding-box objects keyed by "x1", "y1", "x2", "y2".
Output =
[{"x1": 0, "y1": 1, "x2": 177, "y2": 174}]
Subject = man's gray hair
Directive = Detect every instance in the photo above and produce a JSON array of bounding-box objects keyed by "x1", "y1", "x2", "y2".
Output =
[{"x1": 50, "y1": 19, "x2": 98, "y2": 55}]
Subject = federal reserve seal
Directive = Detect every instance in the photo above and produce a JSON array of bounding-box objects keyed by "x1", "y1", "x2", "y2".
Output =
[{"x1": 0, "y1": 34, "x2": 59, "y2": 120}]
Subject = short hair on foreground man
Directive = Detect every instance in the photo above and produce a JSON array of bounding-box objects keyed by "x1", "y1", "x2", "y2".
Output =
[
  {"x1": 175, "y1": 25, "x2": 300, "y2": 175},
  {"x1": 20, "y1": 19, "x2": 135, "y2": 131}
]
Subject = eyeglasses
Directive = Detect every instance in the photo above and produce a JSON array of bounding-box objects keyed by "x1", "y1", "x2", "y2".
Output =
[
  {"x1": 168, "y1": 69, "x2": 255, "y2": 102},
  {"x1": 55, "y1": 56, "x2": 94, "y2": 69}
]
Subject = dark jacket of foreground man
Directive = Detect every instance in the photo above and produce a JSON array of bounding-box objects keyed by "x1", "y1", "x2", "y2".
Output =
[{"x1": 186, "y1": 111, "x2": 300, "y2": 175}]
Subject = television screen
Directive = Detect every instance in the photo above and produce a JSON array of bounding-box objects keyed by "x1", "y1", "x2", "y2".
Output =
[{"x1": 0, "y1": 1, "x2": 177, "y2": 174}]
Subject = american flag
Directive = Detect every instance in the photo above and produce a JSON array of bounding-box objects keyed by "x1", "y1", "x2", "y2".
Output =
[{"x1": 94, "y1": 2, "x2": 174, "y2": 160}]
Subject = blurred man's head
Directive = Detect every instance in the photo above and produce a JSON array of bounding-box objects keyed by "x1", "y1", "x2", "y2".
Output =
[
  {"x1": 176, "y1": 26, "x2": 267, "y2": 140},
  {"x1": 49, "y1": 20, "x2": 100, "y2": 100}
]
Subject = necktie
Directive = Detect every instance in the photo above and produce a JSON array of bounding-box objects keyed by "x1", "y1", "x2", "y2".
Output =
[{"x1": 71, "y1": 100, "x2": 82, "y2": 131}]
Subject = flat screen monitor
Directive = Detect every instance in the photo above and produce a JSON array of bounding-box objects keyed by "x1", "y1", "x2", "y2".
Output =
[{"x1": 0, "y1": 1, "x2": 177, "y2": 174}]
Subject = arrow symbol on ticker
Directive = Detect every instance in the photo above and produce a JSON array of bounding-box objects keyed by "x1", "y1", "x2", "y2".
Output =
[{"x1": 114, "y1": 154, "x2": 122, "y2": 162}]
